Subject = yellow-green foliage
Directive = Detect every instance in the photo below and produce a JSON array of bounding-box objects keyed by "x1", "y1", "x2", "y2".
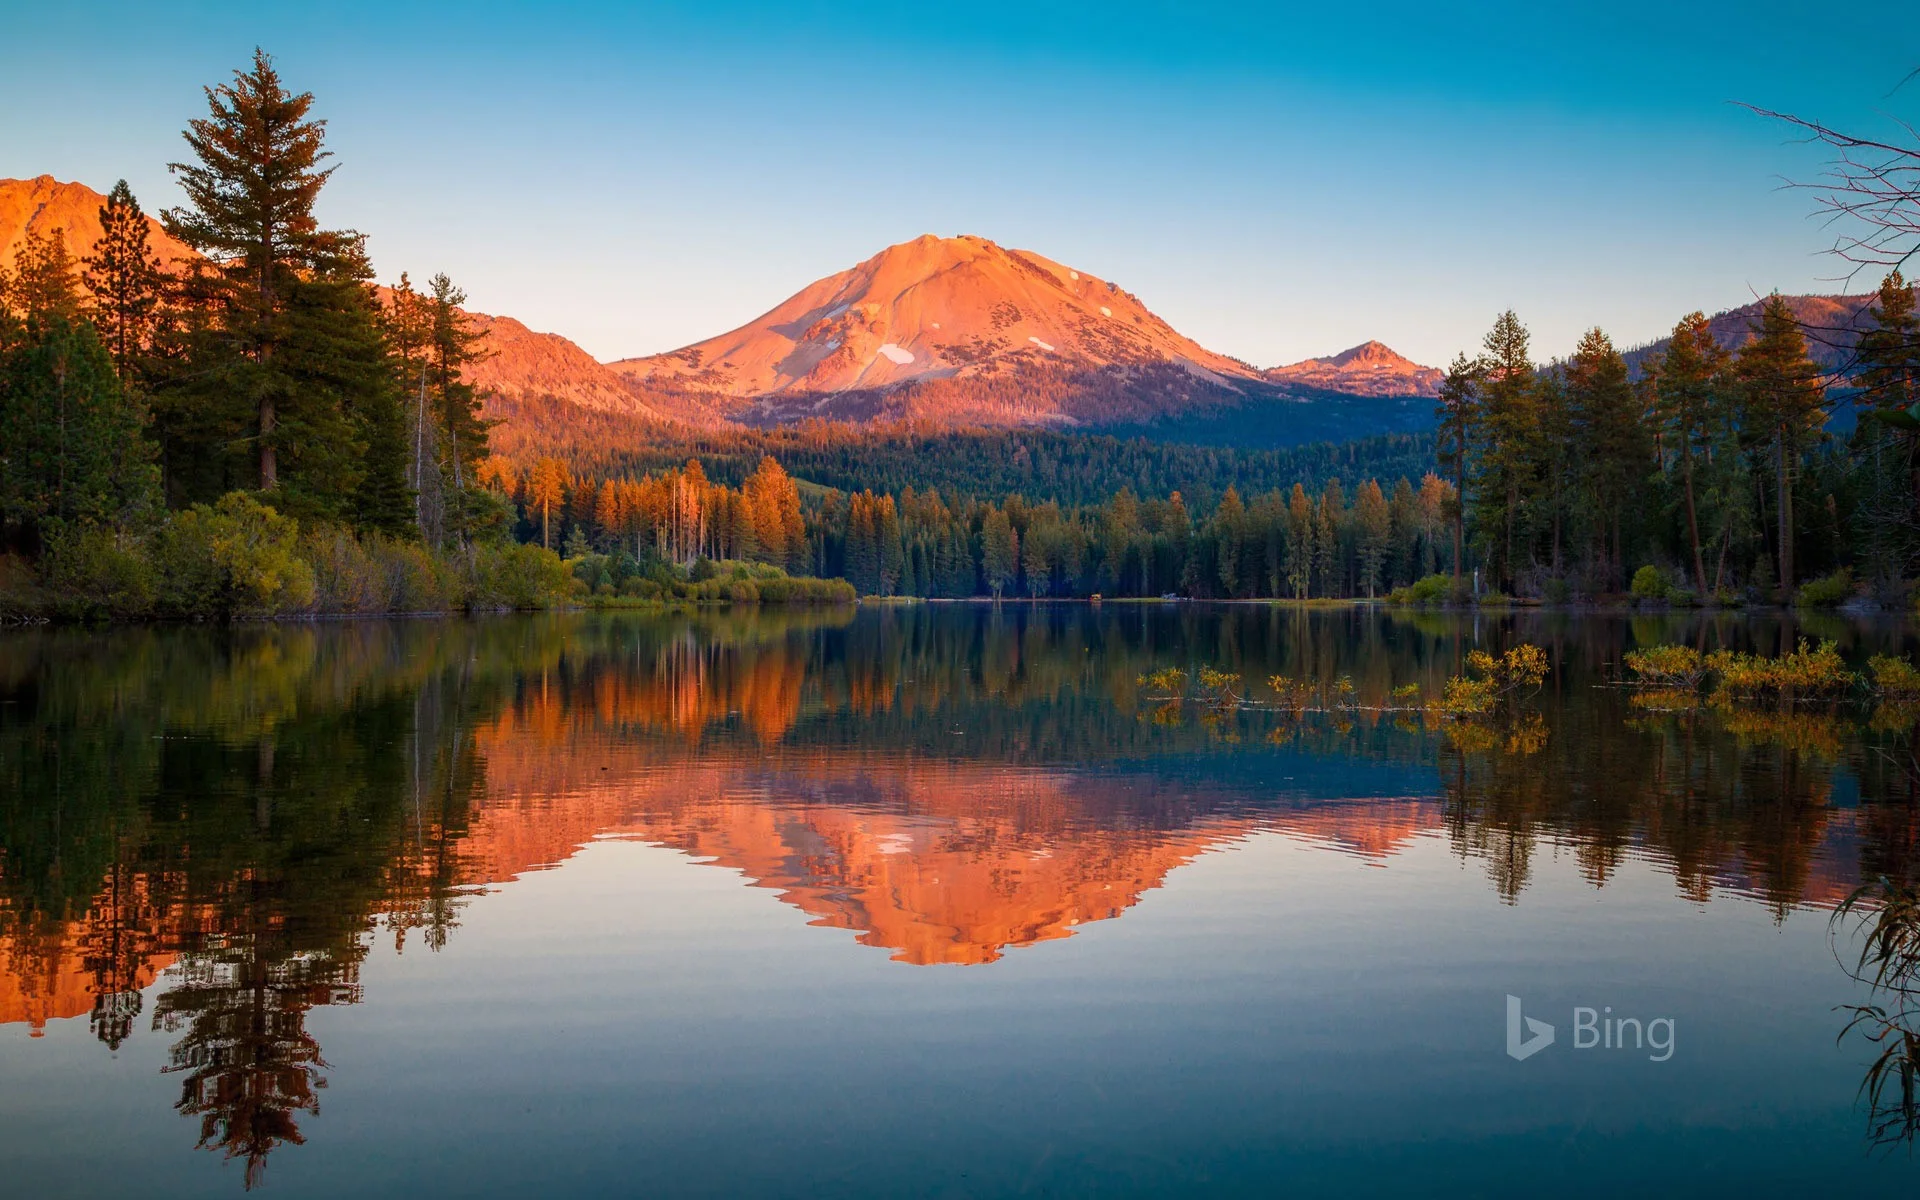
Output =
[
  {"x1": 1717, "y1": 708, "x2": 1850, "y2": 757},
  {"x1": 1623, "y1": 644, "x2": 1707, "y2": 690},
  {"x1": 1706, "y1": 639, "x2": 1855, "y2": 702},
  {"x1": 463, "y1": 541, "x2": 574, "y2": 610},
  {"x1": 1267, "y1": 674, "x2": 1317, "y2": 716},
  {"x1": 1629, "y1": 688, "x2": 1702, "y2": 714},
  {"x1": 1139, "y1": 667, "x2": 1188, "y2": 695},
  {"x1": 1391, "y1": 682, "x2": 1421, "y2": 702},
  {"x1": 1795, "y1": 568, "x2": 1855, "y2": 609},
  {"x1": 1438, "y1": 644, "x2": 1548, "y2": 717},
  {"x1": 1197, "y1": 668, "x2": 1242, "y2": 705},
  {"x1": 1439, "y1": 674, "x2": 1497, "y2": 716},
  {"x1": 1868, "y1": 654, "x2": 1920, "y2": 699},
  {"x1": 157, "y1": 492, "x2": 316, "y2": 616},
  {"x1": 303, "y1": 527, "x2": 458, "y2": 613},
  {"x1": 1385, "y1": 573, "x2": 1454, "y2": 606},
  {"x1": 1630, "y1": 565, "x2": 1673, "y2": 601},
  {"x1": 22, "y1": 491, "x2": 581, "y2": 619}
]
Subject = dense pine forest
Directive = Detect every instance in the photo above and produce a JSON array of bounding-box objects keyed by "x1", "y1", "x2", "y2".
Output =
[{"x1": 5, "y1": 51, "x2": 1920, "y2": 616}]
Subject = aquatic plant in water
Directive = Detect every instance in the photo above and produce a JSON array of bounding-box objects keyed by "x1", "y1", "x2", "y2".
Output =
[{"x1": 1834, "y1": 878, "x2": 1920, "y2": 1150}]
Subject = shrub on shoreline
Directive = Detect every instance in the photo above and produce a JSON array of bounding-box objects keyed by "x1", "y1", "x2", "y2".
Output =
[
  {"x1": 570, "y1": 552, "x2": 855, "y2": 607},
  {"x1": 7, "y1": 491, "x2": 576, "y2": 621}
]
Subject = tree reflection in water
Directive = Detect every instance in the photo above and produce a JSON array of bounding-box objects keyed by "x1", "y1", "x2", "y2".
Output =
[{"x1": 3, "y1": 606, "x2": 1920, "y2": 1181}]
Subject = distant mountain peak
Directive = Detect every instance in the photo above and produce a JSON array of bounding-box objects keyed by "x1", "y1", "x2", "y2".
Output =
[{"x1": 1264, "y1": 340, "x2": 1441, "y2": 398}]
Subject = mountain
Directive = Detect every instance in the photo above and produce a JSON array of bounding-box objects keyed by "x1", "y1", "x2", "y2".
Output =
[
  {"x1": 0, "y1": 176, "x2": 673, "y2": 420},
  {"x1": 1264, "y1": 340, "x2": 1442, "y2": 397},
  {"x1": 0, "y1": 178, "x2": 1432, "y2": 445},
  {"x1": 610, "y1": 233, "x2": 1266, "y2": 426},
  {"x1": 0, "y1": 174, "x2": 197, "y2": 271},
  {"x1": 1620, "y1": 290, "x2": 1913, "y2": 379}
]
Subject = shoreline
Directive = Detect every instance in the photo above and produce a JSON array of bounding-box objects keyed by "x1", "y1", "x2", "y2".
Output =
[{"x1": 7, "y1": 594, "x2": 1910, "y2": 629}]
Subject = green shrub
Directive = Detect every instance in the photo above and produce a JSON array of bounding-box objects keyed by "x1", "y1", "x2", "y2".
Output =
[
  {"x1": 1707, "y1": 639, "x2": 1856, "y2": 701},
  {"x1": 156, "y1": 492, "x2": 315, "y2": 616},
  {"x1": 1795, "y1": 568, "x2": 1854, "y2": 609},
  {"x1": 464, "y1": 541, "x2": 572, "y2": 609},
  {"x1": 41, "y1": 525, "x2": 156, "y2": 619},
  {"x1": 1869, "y1": 654, "x2": 1920, "y2": 699},
  {"x1": 301, "y1": 527, "x2": 456, "y2": 613},
  {"x1": 1387, "y1": 573, "x2": 1456, "y2": 606},
  {"x1": 1630, "y1": 565, "x2": 1672, "y2": 602},
  {"x1": 1623, "y1": 644, "x2": 1706, "y2": 689}
]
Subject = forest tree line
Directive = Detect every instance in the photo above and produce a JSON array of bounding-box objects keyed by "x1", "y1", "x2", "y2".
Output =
[
  {"x1": 489, "y1": 450, "x2": 1461, "y2": 600},
  {"x1": 1435, "y1": 281, "x2": 1919, "y2": 603}
]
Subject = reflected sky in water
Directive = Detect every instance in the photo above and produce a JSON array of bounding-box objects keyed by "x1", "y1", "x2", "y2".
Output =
[{"x1": 2, "y1": 605, "x2": 1918, "y2": 1195}]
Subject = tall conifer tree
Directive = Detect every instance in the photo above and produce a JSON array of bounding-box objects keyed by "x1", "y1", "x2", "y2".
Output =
[
  {"x1": 163, "y1": 49, "x2": 363, "y2": 503},
  {"x1": 83, "y1": 181, "x2": 164, "y2": 381},
  {"x1": 1737, "y1": 295, "x2": 1827, "y2": 589}
]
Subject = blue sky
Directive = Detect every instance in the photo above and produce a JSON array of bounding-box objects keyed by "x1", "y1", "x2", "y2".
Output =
[{"x1": 3, "y1": 1, "x2": 1916, "y2": 367}]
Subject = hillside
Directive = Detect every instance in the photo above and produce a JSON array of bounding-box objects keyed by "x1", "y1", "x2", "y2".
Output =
[
  {"x1": 1619, "y1": 291, "x2": 1909, "y2": 378},
  {"x1": 1265, "y1": 340, "x2": 1442, "y2": 398},
  {"x1": 0, "y1": 174, "x2": 198, "y2": 271}
]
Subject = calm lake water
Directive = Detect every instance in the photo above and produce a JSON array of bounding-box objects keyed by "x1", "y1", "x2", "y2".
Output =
[{"x1": 4, "y1": 604, "x2": 1920, "y2": 1196}]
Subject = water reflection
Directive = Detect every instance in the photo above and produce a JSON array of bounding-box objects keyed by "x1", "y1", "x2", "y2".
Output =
[{"x1": 4, "y1": 605, "x2": 1920, "y2": 1181}]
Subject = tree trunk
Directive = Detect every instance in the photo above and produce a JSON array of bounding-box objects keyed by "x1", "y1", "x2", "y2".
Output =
[
  {"x1": 1452, "y1": 467, "x2": 1465, "y2": 585},
  {"x1": 259, "y1": 394, "x2": 277, "y2": 490},
  {"x1": 1777, "y1": 433, "x2": 1792, "y2": 592},
  {"x1": 1681, "y1": 449, "x2": 1706, "y2": 596}
]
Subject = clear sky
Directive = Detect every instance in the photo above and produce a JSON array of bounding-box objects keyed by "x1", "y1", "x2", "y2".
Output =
[{"x1": 3, "y1": 1, "x2": 1916, "y2": 367}]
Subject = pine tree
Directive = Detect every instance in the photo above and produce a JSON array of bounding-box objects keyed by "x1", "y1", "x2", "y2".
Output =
[
  {"x1": 82, "y1": 181, "x2": 164, "y2": 381},
  {"x1": 1284, "y1": 483, "x2": 1313, "y2": 599},
  {"x1": 1564, "y1": 328, "x2": 1646, "y2": 590},
  {"x1": 1212, "y1": 486, "x2": 1246, "y2": 597},
  {"x1": 1858, "y1": 270, "x2": 1920, "y2": 419},
  {"x1": 163, "y1": 48, "x2": 362, "y2": 498},
  {"x1": 1434, "y1": 352, "x2": 1480, "y2": 586},
  {"x1": 0, "y1": 316, "x2": 160, "y2": 542},
  {"x1": 527, "y1": 457, "x2": 569, "y2": 549},
  {"x1": 4, "y1": 230, "x2": 83, "y2": 328},
  {"x1": 1470, "y1": 312, "x2": 1539, "y2": 591},
  {"x1": 876, "y1": 494, "x2": 904, "y2": 594},
  {"x1": 1653, "y1": 313, "x2": 1727, "y2": 596},
  {"x1": 1386, "y1": 477, "x2": 1417, "y2": 590},
  {"x1": 1314, "y1": 480, "x2": 1344, "y2": 597},
  {"x1": 1856, "y1": 271, "x2": 1920, "y2": 579},
  {"x1": 981, "y1": 508, "x2": 1017, "y2": 598},
  {"x1": 1354, "y1": 479, "x2": 1390, "y2": 598},
  {"x1": 426, "y1": 274, "x2": 492, "y2": 544},
  {"x1": 1737, "y1": 295, "x2": 1827, "y2": 589}
]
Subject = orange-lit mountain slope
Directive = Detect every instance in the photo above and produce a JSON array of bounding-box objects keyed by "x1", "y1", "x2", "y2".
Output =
[{"x1": 611, "y1": 234, "x2": 1263, "y2": 402}]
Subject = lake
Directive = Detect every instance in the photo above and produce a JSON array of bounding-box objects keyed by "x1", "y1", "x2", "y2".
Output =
[{"x1": 3, "y1": 604, "x2": 1919, "y2": 1196}]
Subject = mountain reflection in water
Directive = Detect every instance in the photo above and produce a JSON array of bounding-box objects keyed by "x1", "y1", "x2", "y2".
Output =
[{"x1": 4, "y1": 605, "x2": 1920, "y2": 1186}]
